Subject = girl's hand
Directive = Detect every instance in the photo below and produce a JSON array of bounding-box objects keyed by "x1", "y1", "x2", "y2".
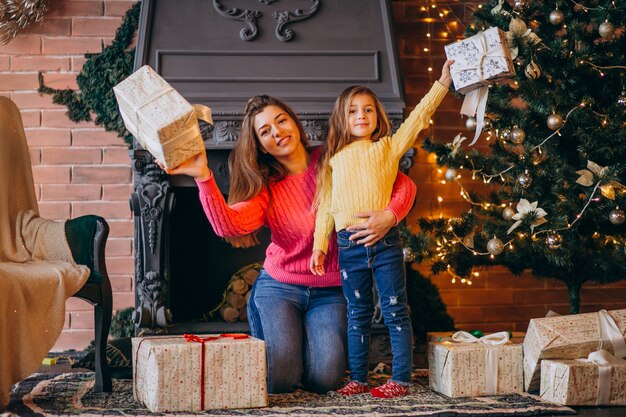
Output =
[
  {"x1": 310, "y1": 250, "x2": 326, "y2": 276},
  {"x1": 346, "y1": 209, "x2": 396, "y2": 247},
  {"x1": 156, "y1": 149, "x2": 211, "y2": 181},
  {"x1": 438, "y1": 59, "x2": 455, "y2": 88}
]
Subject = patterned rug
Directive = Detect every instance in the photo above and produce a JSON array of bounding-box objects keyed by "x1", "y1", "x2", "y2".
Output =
[{"x1": 5, "y1": 371, "x2": 575, "y2": 417}]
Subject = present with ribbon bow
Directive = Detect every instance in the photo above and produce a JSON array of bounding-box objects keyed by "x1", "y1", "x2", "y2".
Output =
[
  {"x1": 131, "y1": 333, "x2": 267, "y2": 412},
  {"x1": 523, "y1": 309, "x2": 626, "y2": 393},
  {"x1": 540, "y1": 350, "x2": 626, "y2": 405},
  {"x1": 114, "y1": 65, "x2": 213, "y2": 169},
  {"x1": 427, "y1": 330, "x2": 526, "y2": 344},
  {"x1": 444, "y1": 27, "x2": 515, "y2": 145},
  {"x1": 428, "y1": 330, "x2": 523, "y2": 398}
]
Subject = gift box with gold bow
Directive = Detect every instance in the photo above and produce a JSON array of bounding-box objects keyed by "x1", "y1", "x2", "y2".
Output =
[
  {"x1": 428, "y1": 331, "x2": 523, "y2": 398},
  {"x1": 114, "y1": 65, "x2": 213, "y2": 169},
  {"x1": 132, "y1": 334, "x2": 268, "y2": 412},
  {"x1": 523, "y1": 309, "x2": 626, "y2": 393},
  {"x1": 540, "y1": 350, "x2": 626, "y2": 405}
]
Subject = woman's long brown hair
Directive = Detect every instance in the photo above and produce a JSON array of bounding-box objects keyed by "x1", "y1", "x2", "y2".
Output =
[
  {"x1": 313, "y1": 86, "x2": 391, "y2": 209},
  {"x1": 226, "y1": 95, "x2": 309, "y2": 247}
]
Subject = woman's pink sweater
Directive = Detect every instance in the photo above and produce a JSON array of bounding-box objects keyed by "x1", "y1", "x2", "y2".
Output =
[{"x1": 195, "y1": 148, "x2": 416, "y2": 287}]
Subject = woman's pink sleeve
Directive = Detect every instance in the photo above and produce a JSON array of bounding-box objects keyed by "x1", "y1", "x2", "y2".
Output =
[{"x1": 386, "y1": 171, "x2": 417, "y2": 224}]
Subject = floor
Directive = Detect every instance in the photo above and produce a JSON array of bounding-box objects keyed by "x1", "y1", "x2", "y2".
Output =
[{"x1": 33, "y1": 359, "x2": 626, "y2": 417}]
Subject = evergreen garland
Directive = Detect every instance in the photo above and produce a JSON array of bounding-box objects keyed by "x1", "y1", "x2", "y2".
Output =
[{"x1": 38, "y1": 2, "x2": 140, "y2": 147}]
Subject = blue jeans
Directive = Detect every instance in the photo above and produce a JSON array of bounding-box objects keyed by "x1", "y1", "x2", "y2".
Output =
[
  {"x1": 247, "y1": 270, "x2": 348, "y2": 393},
  {"x1": 338, "y1": 226, "x2": 412, "y2": 385}
]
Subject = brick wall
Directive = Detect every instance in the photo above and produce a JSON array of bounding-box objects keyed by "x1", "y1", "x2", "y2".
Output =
[{"x1": 1, "y1": 0, "x2": 624, "y2": 350}]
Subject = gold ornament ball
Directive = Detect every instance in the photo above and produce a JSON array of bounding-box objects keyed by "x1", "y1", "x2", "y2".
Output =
[
  {"x1": 609, "y1": 208, "x2": 625, "y2": 225},
  {"x1": 465, "y1": 116, "x2": 477, "y2": 131},
  {"x1": 487, "y1": 237, "x2": 504, "y2": 255},
  {"x1": 510, "y1": 127, "x2": 526, "y2": 144},
  {"x1": 617, "y1": 91, "x2": 626, "y2": 107},
  {"x1": 444, "y1": 168, "x2": 457, "y2": 182},
  {"x1": 500, "y1": 129, "x2": 511, "y2": 141},
  {"x1": 599, "y1": 21, "x2": 615, "y2": 38},
  {"x1": 549, "y1": 9, "x2": 564, "y2": 25},
  {"x1": 547, "y1": 113, "x2": 564, "y2": 130},
  {"x1": 545, "y1": 232, "x2": 563, "y2": 250},
  {"x1": 525, "y1": 61, "x2": 541, "y2": 80},
  {"x1": 502, "y1": 206, "x2": 516, "y2": 221},
  {"x1": 517, "y1": 172, "x2": 532, "y2": 188}
]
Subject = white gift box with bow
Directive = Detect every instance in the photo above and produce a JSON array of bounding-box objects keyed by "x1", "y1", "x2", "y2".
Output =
[
  {"x1": 114, "y1": 65, "x2": 213, "y2": 169},
  {"x1": 444, "y1": 27, "x2": 515, "y2": 145},
  {"x1": 540, "y1": 350, "x2": 626, "y2": 405},
  {"x1": 428, "y1": 331, "x2": 523, "y2": 398},
  {"x1": 523, "y1": 309, "x2": 626, "y2": 392}
]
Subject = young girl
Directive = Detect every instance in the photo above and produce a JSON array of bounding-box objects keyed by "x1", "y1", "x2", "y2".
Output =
[{"x1": 310, "y1": 60, "x2": 453, "y2": 398}]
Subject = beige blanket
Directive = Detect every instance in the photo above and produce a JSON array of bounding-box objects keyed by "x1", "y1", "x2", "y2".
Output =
[{"x1": 0, "y1": 96, "x2": 89, "y2": 408}]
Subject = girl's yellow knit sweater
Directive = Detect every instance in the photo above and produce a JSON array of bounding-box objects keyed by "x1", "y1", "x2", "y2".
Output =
[{"x1": 313, "y1": 81, "x2": 448, "y2": 253}]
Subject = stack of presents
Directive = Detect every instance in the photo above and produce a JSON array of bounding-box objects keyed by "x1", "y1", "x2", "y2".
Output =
[{"x1": 428, "y1": 309, "x2": 626, "y2": 406}]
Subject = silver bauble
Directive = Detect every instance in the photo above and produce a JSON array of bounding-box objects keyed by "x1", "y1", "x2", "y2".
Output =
[
  {"x1": 403, "y1": 247, "x2": 417, "y2": 263},
  {"x1": 517, "y1": 172, "x2": 532, "y2": 188},
  {"x1": 547, "y1": 113, "x2": 564, "y2": 130},
  {"x1": 617, "y1": 91, "x2": 626, "y2": 107},
  {"x1": 513, "y1": 0, "x2": 525, "y2": 9},
  {"x1": 500, "y1": 129, "x2": 511, "y2": 142},
  {"x1": 510, "y1": 127, "x2": 526, "y2": 144},
  {"x1": 465, "y1": 116, "x2": 477, "y2": 131},
  {"x1": 545, "y1": 232, "x2": 563, "y2": 250},
  {"x1": 549, "y1": 9, "x2": 564, "y2": 26},
  {"x1": 609, "y1": 208, "x2": 625, "y2": 225},
  {"x1": 599, "y1": 21, "x2": 615, "y2": 38},
  {"x1": 502, "y1": 206, "x2": 516, "y2": 221},
  {"x1": 525, "y1": 61, "x2": 541, "y2": 80},
  {"x1": 445, "y1": 168, "x2": 457, "y2": 182},
  {"x1": 487, "y1": 237, "x2": 504, "y2": 255}
]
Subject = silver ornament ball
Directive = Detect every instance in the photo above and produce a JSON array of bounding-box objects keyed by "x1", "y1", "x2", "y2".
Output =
[
  {"x1": 445, "y1": 168, "x2": 457, "y2": 182},
  {"x1": 599, "y1": 21, "x2": 615, "y2": 38},
  {"x1": 487, "y1": 237, "x2": 504, "y2": 255},
  {"x1": 617, "y1": 91, "x2": 626, "y2": 107},
  {"x1": 514, "y1": 0, "x2": 525, "y2": 9},
  {"x1": 465, "y1": 116, "x2": 477, "y2": 131},
  {"x1": 547, "y1": 113, "x2": 564, "y2": 130},
  {"x1": 609, "y1": 208, "x2": 625, "y2": 225},
  {"x1": 545, "y1": 232, "x2": 563, "y2": 250},
  {"x1": 500, "y1": 129, "x2": 511, "y2": 142},
  {"x1": 502, "y1": 206, "x2": 516, "y2": 221},
  {"x1": 549, "y1": 9, "x2": 564, "y2": 25},
  {"x1": 525, "y1": 61, "x2": 541, "y2": 80},
  {"x1": 510, "y1": 127, "x2": 526, "y2": 144},
  {"x1": 517, "y1": 172, "x2": 532, "y2": 189},
  {"x1": 403, "y1": 247, "x2": 417, "y2": 263}
]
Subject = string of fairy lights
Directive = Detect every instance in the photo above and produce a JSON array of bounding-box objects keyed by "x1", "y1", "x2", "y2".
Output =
[{"x1": 410, "y1": 1, "x2": 626, "y2": 285}]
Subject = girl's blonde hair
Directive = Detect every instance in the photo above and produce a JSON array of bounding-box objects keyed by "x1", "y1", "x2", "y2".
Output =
[
  {"x1": 226, "y1": 95, "x2": 309, "y2": 247},
  {"x1": 314, "y1": 86, "x2": 391, "y2": 209}
]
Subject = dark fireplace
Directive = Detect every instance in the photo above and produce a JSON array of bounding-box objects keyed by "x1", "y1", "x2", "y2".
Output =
[{"x1": 130, "y1": 0, "x2": 414, "y2": 361}]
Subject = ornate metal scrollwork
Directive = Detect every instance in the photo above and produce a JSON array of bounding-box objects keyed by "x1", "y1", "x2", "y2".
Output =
[
  {"x1": 133, "y1": 270, "x2": 173, "y2": 332},
  {"x1": 213, "y1": 0, "x2": 262, "y2": 41},
  {"x1": 273, "y1": 0, "x2": 320, "y2": 42},
  {"x1": 214, "y1": 120, "x2": 242, "y2": 144},
  {"x1": 301, "y1": 119, "x2": 325, "y2": 142}
]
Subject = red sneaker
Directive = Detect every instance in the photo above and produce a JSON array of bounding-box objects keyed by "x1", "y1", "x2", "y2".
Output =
[
  {"x1": 336, "y1": 381, "x2": 369, "y2": 396},
  {"x1": 370, "y1": 380, "x2": 409, "y2": 398}
]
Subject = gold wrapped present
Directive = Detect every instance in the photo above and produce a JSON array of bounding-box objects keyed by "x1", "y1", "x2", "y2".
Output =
[
  {"x1": 114, "y1": 65, "x2": 213, "y2": 169},
  {"x1": 132, "y1": 334, "x2": 268, "y2": 412},
  {"x1": 540, "y1": 350, "x2": 626, "y2": 405},
  {"x1": 429, "y1": 331, "x2": 523, "y2": 398},
  {"x1": 523, "y1": 309, "x2": 626, "y2": 392}
]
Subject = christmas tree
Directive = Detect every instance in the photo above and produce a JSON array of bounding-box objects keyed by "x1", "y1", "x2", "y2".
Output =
[{"x1": 411, "y1": 0, "x2": 626, "y2": 314}]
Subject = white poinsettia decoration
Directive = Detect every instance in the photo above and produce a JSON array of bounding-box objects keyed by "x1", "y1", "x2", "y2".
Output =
[
  {"x1": 507, "y1": 198, "x2": 548, "y2": 235},
  {"x1": 446, "y1": 133, "x2": 468, "y2": 157}
]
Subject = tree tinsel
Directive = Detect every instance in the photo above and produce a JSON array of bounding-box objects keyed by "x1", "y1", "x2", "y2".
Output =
[
  {"x1": 38, "y1": 2, "x2": 140, "y2": 147},
  {"x1": 409, "y1": 0, "x2": 626, "y2": 313}
]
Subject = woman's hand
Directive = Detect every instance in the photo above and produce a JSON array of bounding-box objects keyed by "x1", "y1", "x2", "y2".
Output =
[
  {"x1": 310, "y1": 250, "x2": 326, "y2": 276},
  {"x1": 345, "y1": 209, "x2": 396, "y2": 247},
  {"x1": 438, "y1": 59, "x2": 455, "y2": 88},
  {"x1": 156, "y1": 149, "x2": 211, "y2": 181}
]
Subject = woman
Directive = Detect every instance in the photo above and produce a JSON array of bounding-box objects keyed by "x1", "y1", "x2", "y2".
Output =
[{"x1": 163, "y1": 95, "x2": 416, "y2": 393}]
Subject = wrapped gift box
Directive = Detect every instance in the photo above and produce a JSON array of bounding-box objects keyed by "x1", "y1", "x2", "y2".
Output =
[
  {"x1": 114, "y1": 65, "x2": 212, "y2": 169},
  {"x1": 132, "y1": 334, "x2": 268, "y2": 412},
  {"x1": 444, "y1": 27, "x2": 515, "y2": 94},
  {"x1": 427, "y1": 331, "x2": 525, "y2": 345},
  {"x1": 540, "y1": 356, "x2": 626, "y2": 405},
  {"x1": 523, "y1": 309, "x2": 626, "y2": 392},
  {"x1": 428, "y1": 340, "x2": 523, "y2": 398}
]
